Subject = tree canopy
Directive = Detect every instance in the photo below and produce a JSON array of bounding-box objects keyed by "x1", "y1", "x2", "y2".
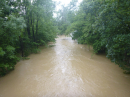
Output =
[
  {"x1": 0, "y1": 0, "x2": 57, "y2": 76},
  {"x1": 56, "y1": 0, "x2": 130, "y2": 73},
  {"x1": 1, "y1": 0, "x2": 130, "y2": 75}
]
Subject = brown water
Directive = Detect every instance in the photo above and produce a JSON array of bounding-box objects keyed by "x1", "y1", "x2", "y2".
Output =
[{"x1": 0, "y1": 36, "x2": 130, "y2": 97}]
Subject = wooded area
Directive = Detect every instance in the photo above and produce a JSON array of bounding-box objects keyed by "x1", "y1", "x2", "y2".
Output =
[
  {"x1": 0, "y1": 0, "x2": 57, "y2": 76},
  {"x1": 56, "y1": 0, "x2": 130, "y2": 73},
  {"x1": 0, "y1": 0, "x2": 130, "y2": 76}
]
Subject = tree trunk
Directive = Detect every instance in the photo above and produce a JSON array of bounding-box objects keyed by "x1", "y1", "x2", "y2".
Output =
[
  {"x1": 32, "y1": 14, "x2": 35, "y2": 42},
  {"x1": 27, "y1": 16, "x2": 31, "y2": 38},
  {"x1": 19, "y1": 36, "x2": 23, "y2": 57},
  {"x1": 36, "y1": 14, "x2": 39, "y2": 42}
]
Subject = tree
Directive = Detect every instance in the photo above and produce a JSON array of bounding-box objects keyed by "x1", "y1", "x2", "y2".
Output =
[
  {"x1": 0, "y1": 0, "x2": 57, "y2": 76},
  {"x1": 62, "y1": 0, "x2": 130, "y2": 73}
]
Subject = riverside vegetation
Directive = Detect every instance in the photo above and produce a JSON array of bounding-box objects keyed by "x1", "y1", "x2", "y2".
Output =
[
  {"x1": 56, "y1": 0, "x2": 130, "y2": 73},
  {"x1": 0, "y1": 0, "x2": 130, "y2": 76},
  {"x1": 0, "y1": 0, "x2": 58, "y2": 76}
]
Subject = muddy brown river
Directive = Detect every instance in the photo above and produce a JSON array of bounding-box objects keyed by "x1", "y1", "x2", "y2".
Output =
[{"x1": 0, "y1": 36, "x2": 130, "y2": 97}]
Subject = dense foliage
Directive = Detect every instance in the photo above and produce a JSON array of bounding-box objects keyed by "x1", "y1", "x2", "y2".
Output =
[
  {"x1": 0, "y1": 0, "x2": 57, "y2": 76},
  {"x1": 57, "y1": 0, "x2": 130, "y2": 72},
  {"x1": 55, "y1": 0, "x2": 78, "y2": 35},
  {"x1": 1, "y1": 0, "x2": 130, "y2": 76}
]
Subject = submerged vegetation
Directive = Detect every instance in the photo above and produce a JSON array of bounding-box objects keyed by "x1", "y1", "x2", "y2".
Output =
[
  {"x1": 0, "y1": 0, "x2": 57, "y2": 76},
  {"x1": 56, "y1": 0, "x2": 130, "y2": 73}
]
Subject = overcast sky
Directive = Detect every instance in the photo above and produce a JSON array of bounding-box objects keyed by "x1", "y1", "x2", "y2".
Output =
[
  {"x1": 53, "y1": 0, "x2": 83, "y2": 11},
  {"x1": 53, "y1": 0, "x2": 82, "y2": 17}
]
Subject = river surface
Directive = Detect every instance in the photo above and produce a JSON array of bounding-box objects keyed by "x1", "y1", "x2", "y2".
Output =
[{"x1": 0, "y1": 36, "x2": 130, "y2": 97}]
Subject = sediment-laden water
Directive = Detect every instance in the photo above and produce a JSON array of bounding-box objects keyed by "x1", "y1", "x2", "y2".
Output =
[{"x1": 0, "y1": 36, "x2": 130, "y2": 97}]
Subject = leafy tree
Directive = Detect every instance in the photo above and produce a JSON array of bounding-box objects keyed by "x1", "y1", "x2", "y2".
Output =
[
  {"x1": 62, "y1": 0, "x2": 130, "y2": 73},
  {"x1": 0, "y1": 0, "x2": 57, "y2": 76},
  {"x1": 55, "y1": 0, "x2": 78, "y2": 35}
]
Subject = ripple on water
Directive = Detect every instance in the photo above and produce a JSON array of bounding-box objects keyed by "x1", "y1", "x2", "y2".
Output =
[{"x1": 0, "y1": 36, "x2": 130, "y2": 97}]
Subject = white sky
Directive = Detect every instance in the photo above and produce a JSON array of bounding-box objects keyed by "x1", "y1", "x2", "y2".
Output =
[
  {"x1": 53, "y1": 0, "x2": 83, "y2": 17},
  {"x1": 53, "y1": 0, "x2": 83, "y2": 11}
]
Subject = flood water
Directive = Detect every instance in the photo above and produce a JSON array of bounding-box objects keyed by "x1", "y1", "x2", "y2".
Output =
[{"x1": 0, "y1": 36, "x2": 130, "y2": 97}]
